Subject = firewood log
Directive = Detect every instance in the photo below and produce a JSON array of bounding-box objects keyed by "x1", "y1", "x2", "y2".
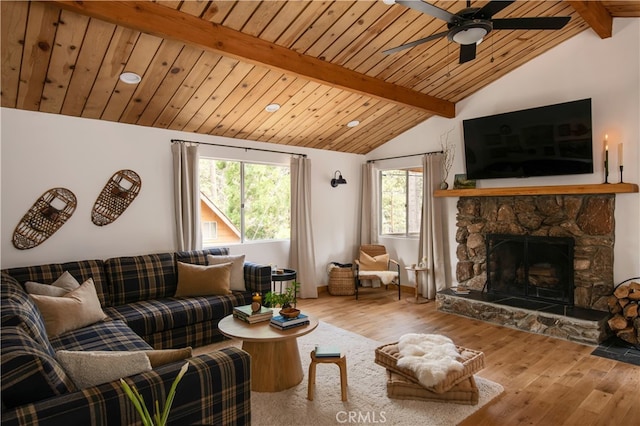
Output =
[
  {"x1": 628, "y1": 291, "x2": 640, "y2": 301},
  {"x1": 623, "y1": 302, "x2": 639, "y2": 320},
  {"x1": 607, "y1": 295, "x2": 622, "y2": 314},
  {"x1": 629, "y1": 281, "x2": 640, "y2": 291},
  {"x1": 616, "y1": 327, "x2": 639, "y2": 345},
  {"x1": 614, "y1": 285, "x2": 630, "y2": 299},
  {"x1": 528, "y1": 266, "x2": 556, "y2": 277},
  {"x1": 607, "y1": 314, "x2": 628, "y2": 331}
]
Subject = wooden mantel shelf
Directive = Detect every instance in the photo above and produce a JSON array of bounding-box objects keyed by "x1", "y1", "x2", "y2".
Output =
[{"x1": 434, "y1": 183, "x2": 639, "y2": 198}]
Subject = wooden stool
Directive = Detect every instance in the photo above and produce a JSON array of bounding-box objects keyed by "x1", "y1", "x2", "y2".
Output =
[{"x1": 307, "y1": 350, "x2": 348, "y2": 401}]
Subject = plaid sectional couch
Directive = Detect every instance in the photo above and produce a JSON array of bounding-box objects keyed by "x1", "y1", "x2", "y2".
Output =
[{"x1": 1, "y1": 248, "x2": 272, "y2": 425}]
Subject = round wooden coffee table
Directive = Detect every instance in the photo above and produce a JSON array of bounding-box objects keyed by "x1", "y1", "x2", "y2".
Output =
[{"x1": 218, "y1": 313, "x2": 318, "y2": 392}]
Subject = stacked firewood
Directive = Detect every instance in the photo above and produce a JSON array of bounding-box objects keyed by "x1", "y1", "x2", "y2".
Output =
[
  {"x1": 528, "y1": 265, "x2": 559, "y2": 288},
  {"x1": 607, "y1": 282, "x2": 640, "y2": 345}
]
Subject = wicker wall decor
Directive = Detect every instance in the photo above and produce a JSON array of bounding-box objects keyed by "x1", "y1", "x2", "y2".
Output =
[
  {"x1": 91, "y1": 169, "x2": 142, "y2": 226},
  {"x1": 12, "y1": 187, "x2": 77, "y2": 250}
]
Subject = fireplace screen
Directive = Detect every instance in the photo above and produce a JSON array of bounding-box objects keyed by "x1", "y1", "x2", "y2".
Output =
[{"x1": 486, "y1": 234, "x2": 575, "y2": 305}]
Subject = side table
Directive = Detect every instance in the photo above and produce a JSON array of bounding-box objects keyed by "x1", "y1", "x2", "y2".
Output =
[
  {"x1": 218, "y1": 313, "x2": 318, "y2": 392},
  {"x1": 405, "y1": 266, "x2": 429, "y2": 304},
  {"x1": 271, "y1": 268, "x2": 296, "y2": 293}
]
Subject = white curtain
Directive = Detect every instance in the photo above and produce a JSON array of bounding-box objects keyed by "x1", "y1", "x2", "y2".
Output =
[
  {"x1": 172, "y1": 141, "x2": 201, "y2": 251},
  {"x1": 289, "y1": 156, "x2": 318, "y2": 299},
  {"x1": 360, "y1": 162, "x2": 379, "y2": 245},
  {"x1": 418, "y1": 154, "x2": 447, "y2": 299}
]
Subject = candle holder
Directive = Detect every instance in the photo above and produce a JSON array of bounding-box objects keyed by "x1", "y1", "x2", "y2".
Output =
[{"x1": 619, "y1": 165, "x2": 624, "y2": 183}]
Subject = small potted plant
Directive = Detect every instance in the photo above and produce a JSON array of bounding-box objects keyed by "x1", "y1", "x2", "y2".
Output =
[{"x1": 264, "y1": 281, "x2": 300, "y2": 318}]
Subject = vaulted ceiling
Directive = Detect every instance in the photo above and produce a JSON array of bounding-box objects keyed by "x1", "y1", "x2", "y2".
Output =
[{"x1": 2, "y1": 1, "x2": 639, "y2": 154}]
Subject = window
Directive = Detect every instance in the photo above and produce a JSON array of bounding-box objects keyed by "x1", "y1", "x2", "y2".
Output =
[
  {"x1": 380, "y1": 168, "x2": 423, "y2": 236},
  {"x1": 201, "y1": 221, "x2": 218, "y2": 244},
  {"x1": 199, "y1": 158, "x2": 290, "y2": 244}
]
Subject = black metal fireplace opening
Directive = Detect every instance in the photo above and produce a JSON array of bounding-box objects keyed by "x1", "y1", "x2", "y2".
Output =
[{"x1": 485, "y1": 234, "x2": 575, "y2": 306}]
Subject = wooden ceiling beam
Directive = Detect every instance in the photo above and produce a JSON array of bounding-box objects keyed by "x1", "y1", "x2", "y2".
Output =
[
  {"x1": 566, "y1": 1, "x2": 612, "y2": 38},
  {"x1": 47, "y1": 1, "x2": 455, "y2": 118}
]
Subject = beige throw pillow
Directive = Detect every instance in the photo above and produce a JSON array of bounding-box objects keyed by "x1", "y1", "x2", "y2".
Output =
[
  {"x1": 25, "y1": 271, "x2": 81, "y2": 297},
  {"x1": 174, "y1": 261, "x2": 232, "y2": 297},
  {"x1": 144, "y1": 347, "x2": 193, "y2": 368},
  {"x1": 359, "y1": 251, "x2": 389, "y2": 271},
  {"x1": 207, "y1": 254, "x2": 245, "y2": 291},
  {"x1": 56, "y1": 350, "x2": 152, "y2": 389},
  {"x1": 29, "y1": 279, "x2": 108, "y2": 337}
]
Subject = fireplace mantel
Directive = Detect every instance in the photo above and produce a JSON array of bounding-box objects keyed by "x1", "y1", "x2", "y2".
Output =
[{"x1": 434, "y1": 182, "x2": 638, "y2": 198}]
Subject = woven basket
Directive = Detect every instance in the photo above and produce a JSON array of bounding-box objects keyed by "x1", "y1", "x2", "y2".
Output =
[
  {"x1": 375, "y1": 342, "x2": 485, "y2": 394},
  {"x1": 328, "y1": 267, "x2": 355, "y2": 296},
  {"x1": 386, "y1": 371, "x2": 479, "y2": 405}
]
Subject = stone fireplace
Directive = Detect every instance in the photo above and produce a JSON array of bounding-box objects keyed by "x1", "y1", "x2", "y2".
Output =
[
  {"x1": 436, "y1": 193, "x2": 617, "y2": 344},
  {"x1": 454, "y1": 194, "x2": 615, "y2": 311}
]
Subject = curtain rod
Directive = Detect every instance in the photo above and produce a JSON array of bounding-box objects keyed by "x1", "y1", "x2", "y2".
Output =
[
  {"x1": 367, "y1": 150, "x2": 443, "y2": 163},
  {"x1": 171, "y1": 139, "x2": 307, "y2": 158}
]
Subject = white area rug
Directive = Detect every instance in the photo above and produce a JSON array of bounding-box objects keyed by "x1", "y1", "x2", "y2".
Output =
[{"x1": 202, "y1": 321, "x2": 503, "y2": 426}]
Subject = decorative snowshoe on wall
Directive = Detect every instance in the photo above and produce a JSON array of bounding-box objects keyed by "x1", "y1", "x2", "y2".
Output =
[
  {"x1": 91, "y1": 169, "x2": 142, "y2": 226},
  {"x1": 12, "y1": 187, "x2": 77, "y2": 250}
]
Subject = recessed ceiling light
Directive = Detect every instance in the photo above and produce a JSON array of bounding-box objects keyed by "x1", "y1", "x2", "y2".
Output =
[
  {"x1": 119, "y1": 72, "x2": 141, "y2": 84},
  {"x1": 383, "y1": 0, "x2": 396, "y2": 5},
  {"x1": 347, "y1": 120, "x2": 360, "y2": 128},
  {"x1": 265, "y1": 103, "x2": 281, "y2": 113}
]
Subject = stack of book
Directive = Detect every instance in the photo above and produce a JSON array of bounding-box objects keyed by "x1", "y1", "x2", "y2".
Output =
[
  {"x1": 233, "y1": 304, "x2": 273, "y2": 324},
  {"x1": 269, "y1": 313, "x2": 310, "y2": 330}
]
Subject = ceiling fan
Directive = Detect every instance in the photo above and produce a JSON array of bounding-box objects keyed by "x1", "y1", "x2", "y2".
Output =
[{"x1": 384, "y1": 0, "x2": 571, "y2": 64}]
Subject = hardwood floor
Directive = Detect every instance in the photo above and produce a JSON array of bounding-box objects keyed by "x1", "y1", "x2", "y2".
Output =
[{"x1": 295, "y1": 289, "x2": 640, "y2": 426}]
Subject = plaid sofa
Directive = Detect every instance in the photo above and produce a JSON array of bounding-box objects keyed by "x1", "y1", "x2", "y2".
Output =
[{"x1": 1, "y1": 248, "x2": 272, "y2": 425}]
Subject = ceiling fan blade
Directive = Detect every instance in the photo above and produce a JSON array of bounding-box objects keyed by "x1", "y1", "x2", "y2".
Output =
[
  {"x1": 396, "y1": 0, "x2": 459, "y2": 24},
  {"x1": 383, "y1": 30, "x2": 449, "y2": 55},
  {"x1": 492, "y1": 16, "x2": 571, "y2": 30},
  {"x1": 459, "y1": 43, "x2": 477, "y2": 64},
  {"x1": 473, "y1": 1, "x2": 515, "y2": 20}
]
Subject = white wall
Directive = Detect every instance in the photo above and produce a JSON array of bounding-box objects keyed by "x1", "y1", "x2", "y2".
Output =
[
  {"x1": 366, "y1": 18, "x2": 640, "y2": 287},
  {"x1": 0, "y1": 110, "x2": 363, "y2": 290}
]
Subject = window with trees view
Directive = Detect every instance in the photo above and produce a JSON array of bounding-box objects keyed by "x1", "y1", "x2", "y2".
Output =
[
  {"x1": 199, "y1": 158, "x2": 290, "y2": 244},
  {"x1": 380, "y1": 168, "x2": 423, "y2": 236}
]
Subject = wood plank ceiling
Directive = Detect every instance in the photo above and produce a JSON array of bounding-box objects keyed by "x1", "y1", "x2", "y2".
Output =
[{"x1": 2, "y1": 1, "x2": 638, "y2": 154}]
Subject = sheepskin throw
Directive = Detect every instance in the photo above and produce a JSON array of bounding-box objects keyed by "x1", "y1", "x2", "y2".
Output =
[
  {"x1": 396, "y1": 334, "x2": 464, "y2": 388},
  {"x1": 357, "y1": 270, "x2": 398, "y2": 286}
]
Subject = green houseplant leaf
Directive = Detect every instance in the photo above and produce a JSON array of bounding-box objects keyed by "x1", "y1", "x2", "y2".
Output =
[{"x1": 120, "y1": 361, "x2": 189, "y2": 426}]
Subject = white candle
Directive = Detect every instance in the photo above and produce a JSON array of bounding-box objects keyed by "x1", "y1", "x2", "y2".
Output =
[
  {"x1": 618, "y1": 143, "x2": 623, "y2": 166},
  {"x1": 604, "y1": 134, "x2": 608, "y2": 163}
]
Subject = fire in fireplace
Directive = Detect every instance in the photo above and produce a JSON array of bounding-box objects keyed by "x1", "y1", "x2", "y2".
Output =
[{"x1": 485, "y1": 234, "x2": 575, "y2": 305}]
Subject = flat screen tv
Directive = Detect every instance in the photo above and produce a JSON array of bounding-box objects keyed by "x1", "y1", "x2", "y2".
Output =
[{"x1": 462, "y1": 98, "x2": 593, "y2": 180}]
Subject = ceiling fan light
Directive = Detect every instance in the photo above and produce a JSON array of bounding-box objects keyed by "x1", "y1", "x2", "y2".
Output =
[{"x1": 451, "y1": 27, "x2": 487, "y2": 45}]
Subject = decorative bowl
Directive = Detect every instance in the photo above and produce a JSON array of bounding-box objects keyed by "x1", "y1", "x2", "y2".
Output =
[{"x1": 280, "y1": 308, "x2": 300, "y2": 319}]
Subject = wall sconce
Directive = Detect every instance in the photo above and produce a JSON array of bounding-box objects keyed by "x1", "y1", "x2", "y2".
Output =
[{"x1": 330, "y1": 170, "x2": 347, "y2": 187}]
